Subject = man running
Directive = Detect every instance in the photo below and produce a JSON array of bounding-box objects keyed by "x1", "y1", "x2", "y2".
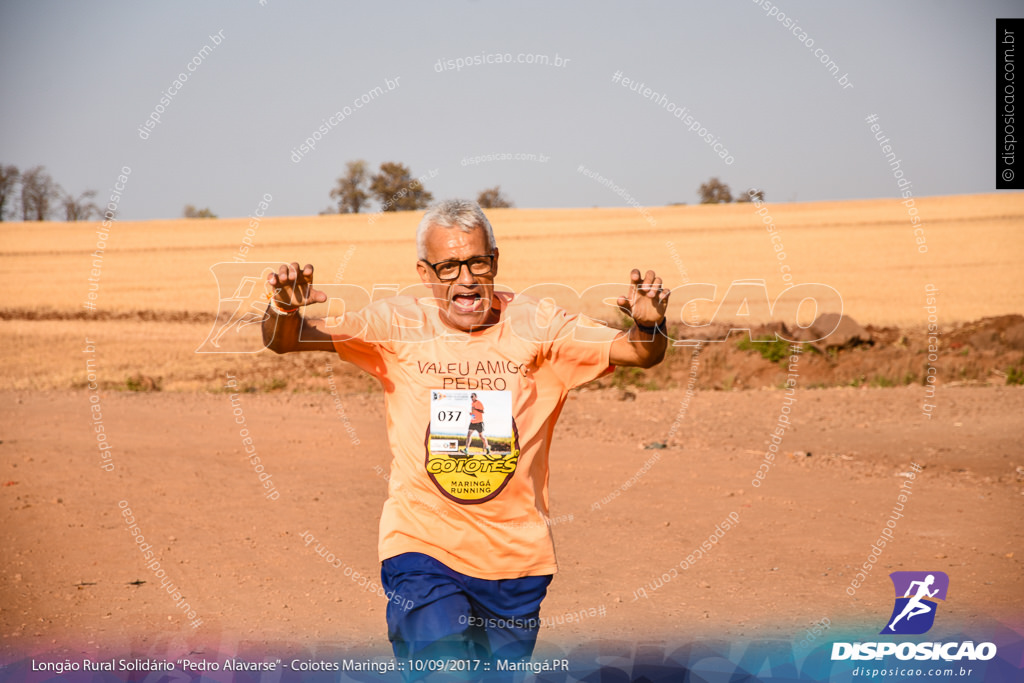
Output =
[
  {"x1": 463, "y1": 393, "x2": 490, "y2": 455},
  {"x1": 262, "y1": 199, "x2": 670, "y2": 677}
]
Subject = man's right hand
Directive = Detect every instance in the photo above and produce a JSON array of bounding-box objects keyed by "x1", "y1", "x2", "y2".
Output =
[
  {"x1": 262, "y1": 262, "x2": 336, "y2": 354},
  {"x1": 267, "y1": 262, "x2": 328, "y2": 309}
]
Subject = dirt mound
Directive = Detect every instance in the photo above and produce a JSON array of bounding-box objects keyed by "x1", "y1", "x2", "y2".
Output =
[
  {"x1": 946, "y1": 314, "x2": 1024, "y2": 352},
  {"x1": 602, "y1": 314, "x2": 1024, "y2": 393},
  {"x1": 1, "y1": 312, "x2": 1022, "y2": 394}
]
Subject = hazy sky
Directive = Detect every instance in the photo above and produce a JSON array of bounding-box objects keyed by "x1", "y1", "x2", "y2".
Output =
[{"x1": 0, "y1": 1, "x2": 1018, "y2": 220}]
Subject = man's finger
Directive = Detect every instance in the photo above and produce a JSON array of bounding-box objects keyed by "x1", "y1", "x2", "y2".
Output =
[
  {"x1": 626, "y1": 268, "x2": 642, "y2": 307},
  {"x1": 636, "y1": 271, "x2": 660, "y2": 298},
  {"x1": 280, "y1": 264, "x2": 297, "y2": 290}
]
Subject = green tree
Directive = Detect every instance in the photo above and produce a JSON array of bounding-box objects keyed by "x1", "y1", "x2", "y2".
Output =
[
  {"x1": 736, "y1": 188, "x2": 765, "y2": 203},
  {"x1": 184, "y1": 205, "x2": 217, "y2": 218},
  {"x1": 698, "y1": 177, "x2": 732, "y2": 204},
  {"x1": 477, "y1": 186, "x2": 513, "y2": 209},
  {"x1": 330, "y1": 160, "x2": 371, "y2": 213},
  {"x1": 369, "y1": 162, "x2": 433, "y2": 212}
]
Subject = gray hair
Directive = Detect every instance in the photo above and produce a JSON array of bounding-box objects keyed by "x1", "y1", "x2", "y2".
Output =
[{"x1": 416, "y1": 199, "x2": 497, "y2": 260}]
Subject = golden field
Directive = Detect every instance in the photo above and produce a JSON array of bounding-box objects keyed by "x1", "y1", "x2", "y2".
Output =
[
  {"x1": 3, "y1": 192, "x2": 1022, "y2": 323},
  {"x1": 1, "y1": 192, "x2": 1022, "y2": 391}
]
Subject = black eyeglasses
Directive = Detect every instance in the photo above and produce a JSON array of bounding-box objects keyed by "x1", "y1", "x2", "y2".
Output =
[{"x1": 420, "y1": 253, "x2": 496, "y2": 281}]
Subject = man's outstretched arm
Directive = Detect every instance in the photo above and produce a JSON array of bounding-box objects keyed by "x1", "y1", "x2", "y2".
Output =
[
  {"x1": 609, "y1": 268, "x2": 671, "y2": 369},
  {"x1": 262, "y1": 262, "x2": 336, "y2": 354}
]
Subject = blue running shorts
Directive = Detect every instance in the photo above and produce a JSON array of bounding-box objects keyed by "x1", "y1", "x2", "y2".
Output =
[{"x1": 380, "y1": 552, "x2": 552, "y2": 667}]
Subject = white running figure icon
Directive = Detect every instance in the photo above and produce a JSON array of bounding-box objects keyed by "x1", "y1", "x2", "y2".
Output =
[{"x1": 888, "y1": 574, "x2": 939, "y2": 630}]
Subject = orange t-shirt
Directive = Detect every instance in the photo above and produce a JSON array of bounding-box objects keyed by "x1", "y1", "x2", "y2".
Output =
[
  {"x1": 469, "y1": 399, "x2": 484, "y2": 424},
  {"x1": 326, "y1": 291, "x2": 620, "y2": 579}
]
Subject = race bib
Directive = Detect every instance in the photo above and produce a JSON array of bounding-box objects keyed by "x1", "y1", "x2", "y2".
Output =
[{"x1": 425, "y1": 389, "x2": 520, "y2": 504}]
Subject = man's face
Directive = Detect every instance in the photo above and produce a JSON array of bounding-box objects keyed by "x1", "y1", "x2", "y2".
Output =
[{"x1": 416, "y1": 224, "x2": 499, "y2": 332}]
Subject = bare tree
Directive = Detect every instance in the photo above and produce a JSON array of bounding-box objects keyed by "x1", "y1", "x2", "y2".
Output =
[
  {"x1": 369, "y1": 162, "x2": 434, "y2": 212},
  {"x1": 20, "y1": 166, "x2": 60, "y2": 220},
  {"x1": 62, "y1": 189, "x2": 100, "y2": 221},
  {"x1": 698, "y1": 177, "x2": 732, "y2": 204},
  {"x1": 184, "y1": 205, "x2": 217, "y2": 218},
  {"x1": 329, "y1": 160, "x2": 371, "y2": 213},
  {"x1": 477, "y1": 186, "x2": 513, "y2": 209},
  {"x1": 0, "y1": 165, "x2": 19, "y2": 221}
]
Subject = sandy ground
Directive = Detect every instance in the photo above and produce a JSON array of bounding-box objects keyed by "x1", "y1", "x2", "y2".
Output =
[{"x1": 1, "y1": 385, "x2": 1021, "y2": 663}]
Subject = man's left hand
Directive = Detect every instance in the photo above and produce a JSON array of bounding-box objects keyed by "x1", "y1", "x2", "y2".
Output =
[{"x1": 617, "y1": 268, "x2": 670, "y2": 326}]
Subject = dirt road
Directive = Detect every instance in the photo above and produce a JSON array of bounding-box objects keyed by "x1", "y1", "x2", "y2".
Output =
[{"x1": 1, "y1": 385, "x2": 1021, "y2": 663}]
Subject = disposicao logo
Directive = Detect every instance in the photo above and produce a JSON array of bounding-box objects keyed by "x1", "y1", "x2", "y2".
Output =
[
  {"x1": 881, "y1": 570, "x2": 949, "y2": 635},
  {"x1": 831, "y1": 570, "x2": 997, "y2": 663}
]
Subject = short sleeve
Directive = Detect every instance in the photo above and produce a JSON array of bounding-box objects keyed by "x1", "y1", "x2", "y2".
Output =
[
  {"x1": 324, "y1": 299, "x2": 395, "y2": 380},
  {"x1": 537, "y1": 301, "x2": 621, "y2": 390}
]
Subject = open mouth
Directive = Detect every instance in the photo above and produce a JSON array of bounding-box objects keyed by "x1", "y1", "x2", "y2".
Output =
[{"x1": 451, "y1": 292, "x2": 483, "y2": 313}]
